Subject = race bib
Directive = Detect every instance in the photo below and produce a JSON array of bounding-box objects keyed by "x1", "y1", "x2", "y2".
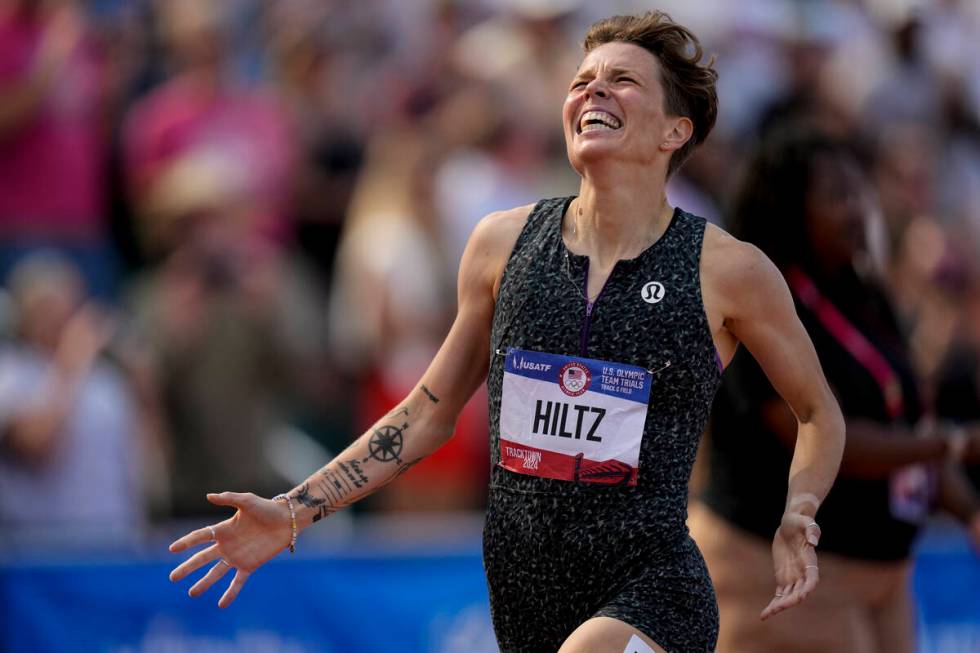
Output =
[{"x1": 498, "y1": 348, "x2": 652, "y2": 486}]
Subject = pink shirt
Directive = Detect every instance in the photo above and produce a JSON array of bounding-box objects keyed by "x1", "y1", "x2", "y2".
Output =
[
  {"x1": 123, "y1": 76, "x2": 294, "y2": 242},
  {"x1": 0, "y1": 13, "x2": 106, "y2": 239}
]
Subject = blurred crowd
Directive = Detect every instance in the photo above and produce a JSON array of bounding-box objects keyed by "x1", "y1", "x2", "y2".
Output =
[{"x1": 1, "y1": 0, "x2": 979, "y2": 544}]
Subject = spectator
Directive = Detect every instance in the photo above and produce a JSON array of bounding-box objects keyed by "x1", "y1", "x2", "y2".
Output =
[
  {"x1": 0, "y1": 253, "x2": 145, "y2": 541},
  {"x1": 122, "y1": 0, "x2": 294, "y2": 256},
  {"x1": 126, "y1": 146, "x2": 325, "y2": 517},
  {"x1": 0, "y1": 0, "x2": 117, "y2": 299},
  {"x1": 690, "y1": 126, "x2": 980, "y2": 652},
  {"x1": 261, "y1": 7, "x2": 365, "y2": 287}
]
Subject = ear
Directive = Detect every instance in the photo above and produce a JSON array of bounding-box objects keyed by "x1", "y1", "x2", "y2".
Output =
[{"x1": 659, "y1": 116, "x2": 694, "y2": 152}]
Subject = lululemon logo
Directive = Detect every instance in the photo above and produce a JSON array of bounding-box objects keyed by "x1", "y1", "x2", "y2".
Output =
[{"x1": 641, "y1": 281, "x2": 665, "y2": 304}]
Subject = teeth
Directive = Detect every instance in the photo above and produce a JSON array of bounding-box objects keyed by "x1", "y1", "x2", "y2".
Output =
[
  {"x1": 581, "y1": 123, "x2": 614, "y2": 132},
  {"x1": 579, "y1": 110, "x2": 621, "y2": 131}
]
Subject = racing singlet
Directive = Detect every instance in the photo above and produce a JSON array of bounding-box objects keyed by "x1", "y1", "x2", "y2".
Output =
[
  {"x1": 483, "y1": 197, "x2": 724, "y2": 652},
  {"x1": 487, "y1": 197, "x2": 721, "y2": 529}
]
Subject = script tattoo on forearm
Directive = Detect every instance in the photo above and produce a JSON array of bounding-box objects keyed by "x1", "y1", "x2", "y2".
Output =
[
  {"x1": 421, "y1": 385, "x2": 440, "y2": 404},
  {"x1": 338, "y1": 459, "x2": 369, "y2": 488}
]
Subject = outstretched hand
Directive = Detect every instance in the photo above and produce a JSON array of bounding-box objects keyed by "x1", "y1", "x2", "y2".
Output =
[
  {"x1": 760, "y1": 511, "x2": 821, "y2": 620},
  {"x1": 169, "y1": 492, "x2": 291, "y2": 608}
]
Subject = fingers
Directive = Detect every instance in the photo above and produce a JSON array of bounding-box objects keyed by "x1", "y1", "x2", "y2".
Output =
[
  {"x1": 804, "y1": 521, "x2": 821, "y2": 547},
  {"x1": 169, "y1": 524, "x2": 220, "y2": 553},
  {"x1": 784, "y1": 512, "x2": 821, "y2": 547},
  {"x1": 760, "y1": 584, "x2": 790, "y2": 620},
  {"x1": 782, "y1": 578, "x2": 807, "y2": 609},
  {"x1": 761, "y1": 582, "x2": 799, "y2": 620},
  {"x1": 207, "y1": 492, "x2": 254, "y2": 509},
  {"x1": 218, "y1": 569, "x2": 251, "y2": 609},
  {"x1": 169, "y1": 544, "x2": 220, "y2": 582},
  {"x1": 760, "y1": 565, "x2": 821, "y2": 620},
  {"x1": 188, "y1": 559, "x2": 233, "y2": 597},
  {"x1": 801, "y1": 562, "x2": 820, "y2": 596},
  {"x1": 169, "y1": 493, "x2": 253, "y2": 553}
]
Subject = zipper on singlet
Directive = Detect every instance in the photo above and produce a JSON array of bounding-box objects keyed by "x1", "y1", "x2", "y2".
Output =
[{"x1": 580, "y1": 258, "x2": 611, "y2": 356}]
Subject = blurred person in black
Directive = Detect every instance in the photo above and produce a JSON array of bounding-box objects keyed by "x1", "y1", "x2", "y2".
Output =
[
  {"x1": 937, "y1": 275, "x2": 980, "y2": 490},
  {"x1": 689, "y1": 125, "x2": 980, "y2": 653}
]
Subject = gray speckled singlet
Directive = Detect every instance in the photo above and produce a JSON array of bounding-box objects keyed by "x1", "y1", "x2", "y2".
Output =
[{"x1": 484, "y1": 197, "x2": 722, "y2": 652}]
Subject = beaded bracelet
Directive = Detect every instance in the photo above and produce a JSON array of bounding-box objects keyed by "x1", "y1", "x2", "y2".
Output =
[{"x1": 273, "y1": 494, "x2": 297, "y2": 553}]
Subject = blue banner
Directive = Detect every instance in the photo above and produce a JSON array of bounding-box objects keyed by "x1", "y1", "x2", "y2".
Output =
[
  {"x1": 1, "y1": 530, "x2": 978, "y2": 653},
  {"x1": 0, "y1": 550, "x2": 498, "y2": 653}
]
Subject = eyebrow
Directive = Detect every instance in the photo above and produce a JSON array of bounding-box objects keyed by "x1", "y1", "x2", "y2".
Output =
[{"x1": 573, "y1": 66, "x2": 641, "y2": 80}]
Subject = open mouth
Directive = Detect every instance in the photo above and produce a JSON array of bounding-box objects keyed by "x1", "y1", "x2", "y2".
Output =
[{"x1": 578, "y1": 110, "x2": 622, "y2": 134}]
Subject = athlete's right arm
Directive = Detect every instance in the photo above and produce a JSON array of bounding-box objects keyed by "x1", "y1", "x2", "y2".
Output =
[{"x1": 168, "y1": 205, "x2": 533, "y2": 607}]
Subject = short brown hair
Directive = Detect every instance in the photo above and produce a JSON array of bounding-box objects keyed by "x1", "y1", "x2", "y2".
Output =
[{"x1": 584, "y1": 12, "x2": 718, "y2": 176}]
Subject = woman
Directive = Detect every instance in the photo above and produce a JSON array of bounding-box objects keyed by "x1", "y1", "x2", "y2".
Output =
[
  {"x1": 169, "y1": 13, "x2": 845, "y2": 652},
  {"x1": 690, "y1": 126, "x2": 980, "y2": 652}
]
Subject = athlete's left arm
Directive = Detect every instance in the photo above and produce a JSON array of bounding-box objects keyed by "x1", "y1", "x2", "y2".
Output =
[{"x1": 709, "y1": 237, "x2": 845, "y2": 620}]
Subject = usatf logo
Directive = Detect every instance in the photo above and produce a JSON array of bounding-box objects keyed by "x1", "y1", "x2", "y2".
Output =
[
  {"x1": 558, "y1": 362, "x2": 591, "y2": 396},
  {"x1": 513, "y1": 355, "x2": 552, "y2": 372},
  {"x1": 641, "y1": 281, "x2": 665, "y2": 304}
]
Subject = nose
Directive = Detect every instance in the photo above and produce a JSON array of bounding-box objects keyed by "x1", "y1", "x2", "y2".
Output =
[{"x1": 585, "y1": 77, "x2": 609, "y2": 99}]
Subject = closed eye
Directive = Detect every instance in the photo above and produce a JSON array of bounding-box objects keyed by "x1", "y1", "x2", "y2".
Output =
[
  {"x1": 616, "y1": 76, "x2": 637, "y2": 84},
  {"x1": 570, "y1": 80, "x2": 588, "y2": 90}
]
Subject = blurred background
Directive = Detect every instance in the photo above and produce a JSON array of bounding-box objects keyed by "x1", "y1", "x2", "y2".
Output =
[{"x1": 0, "y1": 0, "x2": 978, "y2": 650}]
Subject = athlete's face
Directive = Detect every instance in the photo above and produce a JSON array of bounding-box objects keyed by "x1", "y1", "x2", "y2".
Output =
[{"x1": 562, "y1": 42, "x2": 692, "y2": 175}]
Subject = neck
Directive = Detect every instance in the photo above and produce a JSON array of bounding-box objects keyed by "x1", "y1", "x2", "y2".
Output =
[{"x1": 569, "y1": 162, "x2": 672, "y2": 268}]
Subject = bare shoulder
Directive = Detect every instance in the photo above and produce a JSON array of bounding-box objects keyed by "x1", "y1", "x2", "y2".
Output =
[
  {"x1": 459, "y1": 203, "x2": 536, "y2": 299},
  {"x1": 701, "y1": 223, "x2": 792, "y2": 318},
  {"x1": 470, "y1": 203, "x2": 536, "y2": 255}
]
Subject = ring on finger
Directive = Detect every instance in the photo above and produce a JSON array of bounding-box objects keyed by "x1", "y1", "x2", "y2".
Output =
[
  {"x1": 774, "y1": 592, "x2": 784, "y2": 597},
  {"x1": 805, "y1": 564, "x2": 819, "y2": 570},
  {"x1": 218, "y1": 558, "x2": 231, "y2": 568},
  {"x1": 207, "y1": 525, "x2": 217, "y2": 541}
]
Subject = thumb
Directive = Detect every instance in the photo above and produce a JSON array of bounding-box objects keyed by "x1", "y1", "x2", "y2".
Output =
[
  {"x1": 207, "y1": 492, "x2": 252, "y2": 509},
  {"x1": 804, "y1": 520, "x2": 821, "y2": 547}
]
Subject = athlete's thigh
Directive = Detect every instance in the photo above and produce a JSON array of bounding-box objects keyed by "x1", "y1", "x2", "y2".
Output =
[{"x1": 558, "y1": 616, "x2": 668, "y2": 653}]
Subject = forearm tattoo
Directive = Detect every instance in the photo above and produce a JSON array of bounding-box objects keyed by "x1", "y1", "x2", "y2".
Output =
[
  {"x1": 307, "y1": 407, "x2": 428, "y2": 522},
  {"x1": 295, "y1": 482, "x2": 326, "y2": 509},
  {"x1": 365, "y1": 422, "x2": 407, "y2": 464},
  {"x1": 421, "y1": 385, "x2": 440, "y2": 404},
  {"x1": 310, "y1": 466, "x2": 357, "y2": 522},
  {"x1": 338, "y1": 459, "x2": 369, "y2": 488}
]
